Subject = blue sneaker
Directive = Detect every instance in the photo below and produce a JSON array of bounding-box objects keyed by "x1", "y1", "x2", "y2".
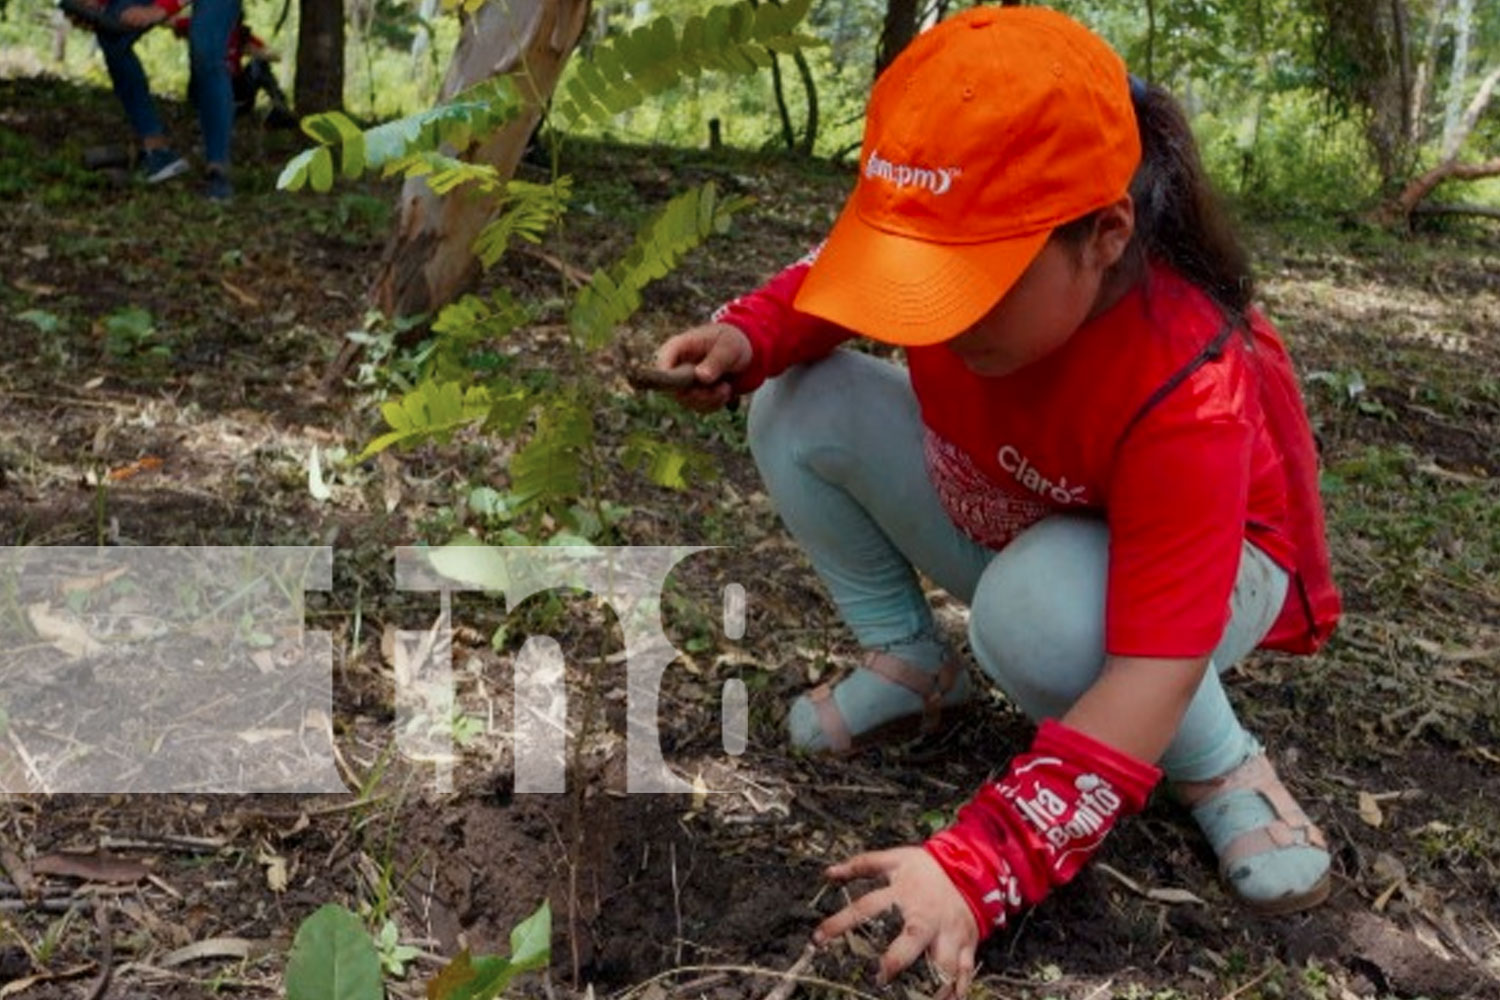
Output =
[
  {"x1": 139, "y1": 147, "x2": 189, "y2": 184},
  {"x1": 204, "y1": 167, "x2": 233, "y2": 202}
]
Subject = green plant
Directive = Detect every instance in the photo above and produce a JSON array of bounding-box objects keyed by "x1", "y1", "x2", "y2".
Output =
[
  {"x1": 427, "y1": 900, "x2": 551, "y2": 1000},
  {"x1": 100, "y1": 305, "x2": 170, "y2": 362},
  {"x1": 285, "y1": 904, "x2": 384, "y2": 1000},
  {"x1": 280, "y1": 0, "x2": 821, "y2": 541}
]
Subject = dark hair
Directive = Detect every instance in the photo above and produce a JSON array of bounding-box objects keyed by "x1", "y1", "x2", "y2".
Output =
[{"x1": 1055, "y1": 78, "x2": 1254, "y2": 320}]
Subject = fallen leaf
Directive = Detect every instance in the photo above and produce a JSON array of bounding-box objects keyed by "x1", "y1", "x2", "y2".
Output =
[
  {"x1": 261, "y1": 852, "x2": 288, "y2": 893},
  {"x1": 307, "y1": 446, "x2": 332, "y2": 502},
  {"x1": 32, "y1": 851, "x2": 148, "y2": 884},
  {"x1": 1358, "y1": 791, "x2": 1385, "y2": 828},
  {"x1": 106, "y1": 456, "x2": 163, "y2": 482},
  {"x1": 159, "y1": 937, "x2": 264, "y2": 967},
  {"x1": 219, "y1": 277, "x2": 262, "y2": 308},
  {"x1": 12, "y1": 277, "x2": 59, "y2": 297},
  {"x1": 58, "y1": 567, "x2": 127, "y2": 597},
  {"x1": 26, "y1": 603, "x2": 104, "y2": 659}
]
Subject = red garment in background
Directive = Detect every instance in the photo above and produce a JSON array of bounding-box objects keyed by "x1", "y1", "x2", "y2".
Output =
[{"x1": 715, "y1": 254, "x2": 1340, "y2": 657}]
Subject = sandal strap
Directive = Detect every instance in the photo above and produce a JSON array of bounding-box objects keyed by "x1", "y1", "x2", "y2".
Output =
[
  {"x1": 1176, "y1": 753, "x2": 1329, "y2": 867},
  {"x1": 807, "y1": 683, "x2": 852, "y2": 754},
  {"x1": 806, "y1": 653, "x2": 963, "y2": 753},
  {"x1": 1220, "y1": 820, "x2": 1328, "y2": 868}
]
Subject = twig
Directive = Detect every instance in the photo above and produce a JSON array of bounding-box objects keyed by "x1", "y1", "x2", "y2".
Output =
[
  {"x1": 516, "y1": 245, "x2": 592, "y2": 287},
  {"x1": 761, "y1": 942, "x2": 817, "y2": 1000},
  {"x1": 1218, "y1": 966, "x2": 1274, "y2": 1000},
  {"x1": 670, "y1": 842, "x2": 684, "y2": 967},
  {"x1": 612, "y1": 959, "x2": 883, "y2": 1000},
  {"x1": 83, "y1": 901, "x2": 113, "y2": 1000},
  {"x1": 626, "y1": 364, "x2": 699, "y2": 392}
]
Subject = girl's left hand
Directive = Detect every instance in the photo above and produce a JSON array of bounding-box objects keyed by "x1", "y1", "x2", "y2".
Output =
[
  {"x1": 119, "y1": 4, "x2": 167, "y2": 27},
  {"x1": 813, "y1": 846, "x2": 980, "y2": 998}
]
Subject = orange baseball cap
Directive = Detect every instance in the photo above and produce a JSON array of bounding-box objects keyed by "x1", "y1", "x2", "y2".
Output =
[{"x1": 793, "y1": 6, "x2": 1141, "y2": 347}]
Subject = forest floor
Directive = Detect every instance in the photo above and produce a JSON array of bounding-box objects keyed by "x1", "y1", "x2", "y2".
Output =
[{"x1": 1, "y1": 75, "x2": 1498, "y2": 1000}]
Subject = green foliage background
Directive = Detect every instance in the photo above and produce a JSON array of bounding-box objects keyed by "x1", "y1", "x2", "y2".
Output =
[{"x1": 2, "y1": 0, "x2": 1494, "y2": 212}]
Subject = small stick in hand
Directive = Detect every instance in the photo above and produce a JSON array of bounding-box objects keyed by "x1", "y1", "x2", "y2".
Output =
[{"x1": 626, "y1": 364, "x2": 701, "y2": 392}]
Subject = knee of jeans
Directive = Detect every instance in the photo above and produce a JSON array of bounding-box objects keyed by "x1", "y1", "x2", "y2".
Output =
[
  {"x1": 747, "y1": 363, "x2": 830, "y2": 464},
  {"x1": 966, "y1": 517, "x2": 1109, "y2": 715}
]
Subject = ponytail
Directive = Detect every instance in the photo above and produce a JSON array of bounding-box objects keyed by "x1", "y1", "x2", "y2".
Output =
[
  {"x1": 1054, "y1": 78, "x2": 1254, "y2": 321},
  {"x1": 1127, "y1": 78, "x2": 1254, "y2": 319}
]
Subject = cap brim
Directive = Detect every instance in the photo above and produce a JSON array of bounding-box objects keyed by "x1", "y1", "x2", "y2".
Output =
[{"x1": 793, "y1": 200, "x2": 1053, "y2": 347}]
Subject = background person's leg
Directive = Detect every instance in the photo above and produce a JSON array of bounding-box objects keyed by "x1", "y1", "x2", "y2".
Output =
[
  {"x1": 747, "y1": 351, "x2": 994, "y2": 750},
  {"x1": 965, "y1": 516, "x2": 1327, "y2": 909},
  {"x1": 98, "y1": 4, "x2": 189, "y2": 182},
  {"x1": 187, "y1": 0, "x2": 241, "y2": 185}
]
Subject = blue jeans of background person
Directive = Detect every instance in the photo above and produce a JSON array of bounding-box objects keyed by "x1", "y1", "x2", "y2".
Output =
[
  {"x1": 746, "y1": 349, "x2": 1290, "y2": 781},
  {"x1": 98, "y1": 0, "x2": 241, "y2": 165}
]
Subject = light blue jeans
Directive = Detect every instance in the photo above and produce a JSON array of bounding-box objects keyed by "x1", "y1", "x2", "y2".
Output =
[{"x1": 747, "y1": 349, "x2": 1288, "y2": 781}]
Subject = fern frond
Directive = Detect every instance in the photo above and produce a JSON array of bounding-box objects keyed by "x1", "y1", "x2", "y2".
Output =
[
  {"x1": 473, "y1": 177, "x2": 575, "y2": 269},
  {"x1": 358, "y1": 380, "x2": 493, "y2": 460},
  {"x1": 620, "y1": 434, "x2": 716, "y2": 491},
  {"x1": 278, "y1": 76, "x2": 524, "y2": 192},
  {"x1": 569, "y1": 181, "x2": 751, "y2": 348},
  {"x1": 383, "y1": 151, "x2": 505, "y2": 195},
  {"x1": 552, "y1": 0, "x2": 822, "y2": 127},
  {"x1": 428, "y1": 291, "x2": 532, "y2": 379},
  {"x1": 509, "y1": 401, "x2": 594, "y2": 508}
]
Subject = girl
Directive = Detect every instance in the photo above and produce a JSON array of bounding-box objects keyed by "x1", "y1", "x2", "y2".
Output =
[{"x1": 656, "y1": 6, "x2": 1339, "y2": 993}]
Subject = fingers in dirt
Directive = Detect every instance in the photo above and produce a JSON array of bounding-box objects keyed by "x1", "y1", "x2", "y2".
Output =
[
  {"x1": 876, "y1": 921, "x2": 934, "y2": 985},
  {"x1": 825, "y1": 850, "x2": 897, "y2": 882},
  {"x1": 812, "y1": 885, "x2": 897, "y2": 943}
]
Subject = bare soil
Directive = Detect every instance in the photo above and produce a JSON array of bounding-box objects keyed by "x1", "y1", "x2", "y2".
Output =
[{"x1": 2, "y1": 75, "x2": 1498, "y2": 1000}]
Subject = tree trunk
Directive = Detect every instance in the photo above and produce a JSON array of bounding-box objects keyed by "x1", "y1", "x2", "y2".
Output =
[
  {"x1": 1440, "y1": 0, "x2": 1473, "y2": 158},
  {"x1": 368, "y1": 0, "x2": 591, "y2": 321},
  {"x1": 1409, "y1": 0, "x2": 1451, "y2": 144},
  {"x1": 793, "y1": 48, "x2": 818, "y2": 157},
  {"x1": 874, "y1": 0, "x2": 919, "y2": 79},
  {"x1": 1393, "y1": 154, "x2": 1500, "y2": 220},
  {"x1": 295, "y1": 0, "x2": 345, "y2": 115},
  {"x1": 1387, "y1": 61, "x2": 1500, "y2": 219}
]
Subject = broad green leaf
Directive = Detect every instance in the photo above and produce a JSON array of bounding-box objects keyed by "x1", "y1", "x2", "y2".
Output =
[
  {"x1": 427, "y1": 537, "x2": 510, "y2": 592},
  {"x1": 507, "y1": 901, "x2": 551, "y2": 972},
  {"x1": 284, "y1": 904, "x2": 383, "y2": 1000}
]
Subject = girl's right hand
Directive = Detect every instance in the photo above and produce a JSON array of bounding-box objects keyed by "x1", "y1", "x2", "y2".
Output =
[{"x1": 654, "y1": 323, "x2": 754, "y2": 413}]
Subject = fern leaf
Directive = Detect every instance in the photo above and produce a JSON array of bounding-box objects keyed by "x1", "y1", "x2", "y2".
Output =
[
  {"x1": 553, "y1": 0, "x2": 823, "y2": 129},
  {"x1": 383, "y1": 151, "x2": 504, "y2": 196},
  {"x1": 621, "y1": 435, "x2": 716, "y2": 492},
  {"x1": 358, "y1": 380, "x2": 492, "y2": 460},
  {"x1": 568, "y1": 182, "x2": 750, "y2": 348},
  {"x1": 278, "y1": 77, "x2": 524, "y2": 191},
  {"x1": 472, "y1": 177, "x2": 574, "y2": 269},
  {"x1": 509, "y1": 402, "x2": 593, "y2": 508}
]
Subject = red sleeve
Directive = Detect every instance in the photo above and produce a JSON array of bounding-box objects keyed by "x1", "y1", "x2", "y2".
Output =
[
  {"x1": 712, "y1": 246, "x2": 853, "y2": 392},
  {"x1": 154, "y1": 0, "x2": 186, "y2": 17},
  {"x1": 1104, "y1": 357, "x2": 1255, "y2": 658}
]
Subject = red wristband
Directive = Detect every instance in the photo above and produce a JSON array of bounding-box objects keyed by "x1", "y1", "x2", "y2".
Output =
[{"x1": 924, "y1": 719, "x2": 1162, "y2": 937}]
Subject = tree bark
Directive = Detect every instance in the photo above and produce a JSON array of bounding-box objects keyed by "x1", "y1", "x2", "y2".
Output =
[
  {"x1": 295, "y1": 0, "x2": 345, "y2": 115},
  {"x1": 874, "y1": 0, "x2": 918, "y2": 79},
  {"x1": 368, "y1": 0, "x2": 591, "y2": 321},
  {"x1": 1409, "y1": 0, "x2": 1451, "y2": 144},
  {"x1": 793, "y1": 48, "x2": 818, "y2": 157},
  {"x1": 1394, "y1": 154, "x2": 1500, "y2": 219},
  {"x1": 1440, "y1": 0, "x2": 1473, "y2": 157}
]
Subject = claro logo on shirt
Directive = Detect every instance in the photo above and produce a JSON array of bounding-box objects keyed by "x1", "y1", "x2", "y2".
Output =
[
  {"x1": 998, "y1": 445, "x2": 1087, "y2": 506},
  {"x1": 865, "y1": 149, "x2": 961, "y2": 195}
]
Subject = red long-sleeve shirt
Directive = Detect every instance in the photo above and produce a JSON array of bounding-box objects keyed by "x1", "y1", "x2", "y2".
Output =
[{"x1": 716, "y1": 253, "x2": 1339, "y2": 657}]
